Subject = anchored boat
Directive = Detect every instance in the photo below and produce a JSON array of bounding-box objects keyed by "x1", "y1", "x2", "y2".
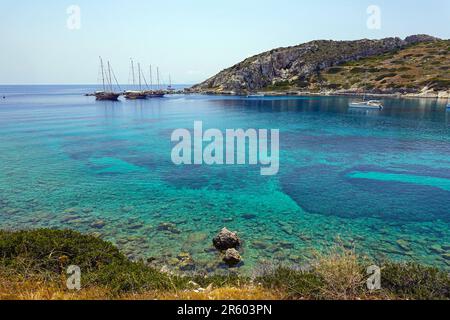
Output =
[
  {"x1": 95, "y1": 57, "x2": 121, "y2": 101},
  {"x1": 124, "y1": 59, "x2": 147, "y2": 100},
  {"x1": 247, "y1": 93, "x2": 265, "y2": 98},
  {"x1": 148, "y1": 66, "x2": 165, "y2": 98},
  {"x1": 349, "y1": 100, "x2": 383, "y2": 110}
]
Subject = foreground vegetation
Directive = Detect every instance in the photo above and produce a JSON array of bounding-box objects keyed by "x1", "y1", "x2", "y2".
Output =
[{"x1": 0, "y1": 229, "x2": 448, "y2": 300}]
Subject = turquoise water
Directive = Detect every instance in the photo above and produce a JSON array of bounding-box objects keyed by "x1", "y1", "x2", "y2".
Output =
[{"x1": 0, "y1": 85, "x2": 449, "y2": 272}]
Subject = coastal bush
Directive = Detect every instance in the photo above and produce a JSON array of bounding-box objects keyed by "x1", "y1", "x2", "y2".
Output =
[
  {"x1": 0, "y1": 229, "x2": 187, "y2": 294},
  {"x1": 350, "y1": 67, "x2": 366, "y2": 74},
  {"x1": 0, "y1": 229, "x2": 125, "y2": 275},
  {"x1": 381, "y1": 262, "x2": 450, "y2": 300},
  {"x1": 327, "y1": 67, "x2": 343, "y2": 74},
  {"x1": 86, "y1": 260, "x2": 187, "y2": 294},
  {"x1": 375, "y1": 73, "x2": 397, "y2": 81}
]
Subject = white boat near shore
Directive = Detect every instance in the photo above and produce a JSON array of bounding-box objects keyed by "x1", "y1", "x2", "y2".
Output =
[
  {"x1": 247, "y1": 93, "x2": 265, "y2": 98},
  {"x1": 349, "y1": 100, "x2": 383, "y2": 110}
]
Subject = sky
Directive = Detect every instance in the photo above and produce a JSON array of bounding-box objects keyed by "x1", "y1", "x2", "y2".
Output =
[{"x1": 0, "y1": 0, "x2": 449, "y2": 85}]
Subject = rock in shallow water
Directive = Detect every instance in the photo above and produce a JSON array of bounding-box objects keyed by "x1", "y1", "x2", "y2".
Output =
[
  {"x1": 90, "y1": 220, "x2": 106, "y2": 229},
  {"x1": 223, "y1": 248, "x2": 241, "y2": 266},
  {"x1": 213, "y1": 228, "x2": 240, "y2": 251},
  {"x1": 157, "y1": 222, "x2": 181, "y2": 234}
]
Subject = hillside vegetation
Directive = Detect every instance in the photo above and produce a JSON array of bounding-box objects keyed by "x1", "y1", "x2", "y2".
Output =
[
  {"x1": 192, "y1": 35, "x2": 449, "y2": 97},
  {"x1": 311, "y1": 40, "x2": 450, "y2": 95}
]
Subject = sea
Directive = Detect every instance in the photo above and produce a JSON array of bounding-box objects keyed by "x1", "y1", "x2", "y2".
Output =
[{"x1": 0, "y1": 85, "x2": 449, "y2": 272}]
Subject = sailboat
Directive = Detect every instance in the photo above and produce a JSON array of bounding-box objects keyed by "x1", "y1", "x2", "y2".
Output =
[
  {"x1": 146, "y1": 66, "x2": 165, "y2": 98},
  {"x1": 349, "y1": 100, "x2": 383, "y2": 109},
  {"x1": 446, "y1": 96, "x2": 450, "y2": 109},
  {"x1": 349, "y1": 77, "x2": 383, "y2": 110},
  {"x1": 95, "y1": 57, "x2": 121, "y2": 101},
  {"x1": 124, "y1": 59, "x2": 147, "y2": 100},
  {"x1": 167, "y1": 74, "x2": 175, "y2": 92}
]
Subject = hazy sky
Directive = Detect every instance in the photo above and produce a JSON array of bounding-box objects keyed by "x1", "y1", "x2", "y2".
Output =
[{"x1": 0, "y1": 0, "x2": 449, "y2": 84}]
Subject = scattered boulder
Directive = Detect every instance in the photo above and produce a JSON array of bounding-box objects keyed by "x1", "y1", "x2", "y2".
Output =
[
  {"x1": 223, "y1": 249, "x2": 241, "y2": 266},
  {"x1": 213, "y1": 228, "x2": 240, "y2": 250}
]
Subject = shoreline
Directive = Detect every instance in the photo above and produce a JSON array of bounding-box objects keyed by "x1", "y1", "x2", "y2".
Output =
[{"x1": 188, "y1": 89, "x2": 450, "y2": 100}]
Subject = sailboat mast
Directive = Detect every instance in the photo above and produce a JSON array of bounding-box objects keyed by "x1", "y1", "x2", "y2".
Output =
[
  {"x1": 149, "y1": 65, "x2": 153, "y2": 91},
  {"x1": 157, "y1": 67, "x2": 160, "y2": 90},
  {"x1": 107, "y1": 61, "x2": 113, "y2": 92},
  {"x1": 131, "y1": 59, "x2": 136, "y2": 88},
  {"x1": 99, "y1": 56, "x2": 106, "y2": 92},
  {"x1": 138, "y1": 63, "x2": 142, "y2": 91}
]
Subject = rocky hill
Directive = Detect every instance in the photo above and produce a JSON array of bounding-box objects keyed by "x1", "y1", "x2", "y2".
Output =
[{"x1": 191, "y1": 35, "x2": 449, "y2": 97}]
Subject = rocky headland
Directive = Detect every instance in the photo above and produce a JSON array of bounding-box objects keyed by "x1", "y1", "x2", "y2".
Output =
[{"x1": 190, "y1": 35, "x2": 449, "y2": 98}]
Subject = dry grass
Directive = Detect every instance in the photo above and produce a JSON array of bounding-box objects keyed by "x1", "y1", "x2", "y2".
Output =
[
  {"x1": 0, "y1": 274, "x2": 279, "y2": 300},
  {"x1": 0, "y1": 275, "x2": 110, "y2": 300},
  {"x1": 312, "y1": 248, "x2": 366, "y2": 300},
  {"x1": 124, "y1": 286, "x2": 282, "y2": 300}
]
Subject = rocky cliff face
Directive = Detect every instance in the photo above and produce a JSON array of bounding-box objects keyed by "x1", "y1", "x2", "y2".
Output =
[{"x1": 191, "y1": 35, "x2": 440, "y2": 94}]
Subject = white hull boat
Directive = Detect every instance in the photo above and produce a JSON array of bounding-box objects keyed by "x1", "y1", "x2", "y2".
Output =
[{"x1": 349, "y1": 100, "x2": 383, "y2": 110}]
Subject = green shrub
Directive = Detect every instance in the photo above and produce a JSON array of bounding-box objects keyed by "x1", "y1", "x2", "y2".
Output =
[
  {"x1": 375, "y1": 73, "x2": 397, "y2": 81},
  {"x1": 0, "y1": 229, "x2": 125, "y2": 274},
  {"x1": 381, "y1": 262, "x2": 450, "y2": 300},
  {"x1": 87, "y1": 260, "x2": 187, "y2": 293},
  {"x1": 350, "y1": 67, "x2": 366, "y2": 74},
  {"x1": 0, "y1": 229, "x2": 188, "y2": 294},
  {"x1": 327, "y1": 67, "x2": 343, "y2": 74}
]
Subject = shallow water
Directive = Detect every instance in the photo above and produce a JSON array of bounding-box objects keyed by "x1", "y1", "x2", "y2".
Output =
[{"x1": 0, "y1": 85, "x2": 449, "y2": 272}]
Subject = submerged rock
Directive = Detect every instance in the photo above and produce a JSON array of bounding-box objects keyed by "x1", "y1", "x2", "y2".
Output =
[
  {"x1": 177, "y1": 252, "x2": 195, "y2": 271},
  {"x1": 251, "y1": 240, "x2": 268, "y2": 250},
  {"x1": 223, "y1": 248, "x2": 241, "y2": 266},
  {"x1": 396, "y1": 239, "x2": 411, "y2": 251},
  {"x1": 213, "y1": 228, "x2": 240, "y2": 251},
  {"x1": 430, "y1": 245, "x2": 444, "y2": 254},
  {"x1": 90, "y1": 220, "x2": 106, "y2": 229},
  {"x1": 157, "y1": 222, "x2": 181, "y2": 234},
  {"x1": 187, "y1": 232, "x2": 208, "y2": 243}
]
